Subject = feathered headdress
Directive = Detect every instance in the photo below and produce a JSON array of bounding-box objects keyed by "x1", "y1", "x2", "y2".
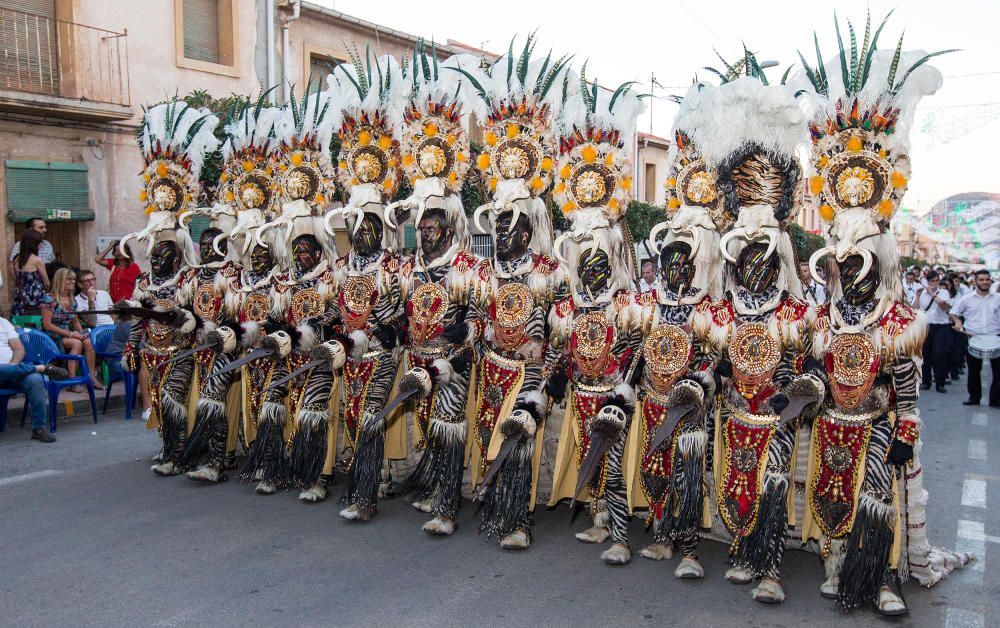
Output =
[
  {"x1": 258, "y1": 84, "x2": 339, "y2": 271},
  {"x1": 646, "y1": 85, "x2": 729, "y2": 304},
  {"x1": 798, "y1": 11, "x2": 952, "y2": 304},
  {"x1": 123, "y1": 100, "x2": 220, "y2": 265},
  {"x1": 454, "y1": 34, "x2": 572, "y2": 258},
  {"x1": 381, "y1": 45, "x2": 480, "y2": 263},
  {"x1": 679, "y1": 49, "x2": 807, "y2": 299},
  {"x1": 552, "y1": 67, "x2": 645, "y2": 299},
  {"x1": 327, "y1": 48, "x2": 405, "y2": 250},
  {"x1": 190, "y1": 90, "x2": 283, "y2": 261}
]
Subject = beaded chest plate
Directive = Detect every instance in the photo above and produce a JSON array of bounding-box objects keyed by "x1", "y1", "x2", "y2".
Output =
[
  {"x1": 291, "y1": 288, "x2": 324, "y2": 326},
  {"x1": 341, "y1": 275, "x2": 377, "y2": 331},
  {"x1": 408, "y1": 282, "x2": 449, "y2": 346},
  {"x1": 729, "y1": 322, "x2": 780, "y2": 399},
  {"x1": 571, "y1": 312, "x2": 616, "y2": 379},
  {"x1": 643, "y1": 324, "x2": 692, "y2": 393},
  {"x1": 828, "y1": 333, "x2": 879, "y2": 409},
  {"x1": 493, "y1": 282, "x2": 534, "y2": 351}
]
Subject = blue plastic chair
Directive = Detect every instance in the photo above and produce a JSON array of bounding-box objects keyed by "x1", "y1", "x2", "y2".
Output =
[
  {"x1": 0, "y1": 387, "x2": 27, "y2": 432},
  {"x1": 90, "y1": 324, "x2": 137, "y2": 419},
  {"x1": 17, "y1": 328, "x2": 98, "y2": 431}
]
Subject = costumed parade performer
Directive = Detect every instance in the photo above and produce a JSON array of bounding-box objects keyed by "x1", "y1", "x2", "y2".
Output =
[
  {"x1": 121, "y1": 100, "x2": 219, "y2": 477},
  {"x1": 452, "y1": 37, "x2": 572, "y2": 550},
  {"x1": 546, "y1": 68, "x2": 646, "y2": 565},
  {"x1": 798, "y1": 12, "x2": 972, "y2": 614},
  {"x1": 388, "y1": 50, "x2": 484, "y2": 537},
  {"x1": 255, "y1": 86, "x2": 341, "y2": 502},
  {"x1": 626, "y1": 116, "x2": 727, "y2": 578},
  {"x1": 690, "y1": 55, "x2": 824, "y2": 603},
  {"x1": 176, "y1": 94, "x2": 282, "y2": 483}
]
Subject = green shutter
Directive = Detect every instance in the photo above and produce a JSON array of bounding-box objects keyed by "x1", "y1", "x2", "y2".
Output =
[
  {"x1": 183, "y1": 0, "x2": 220, "y2": 64},
  {"x1": 403, "y1": 224, "x2": 416, "y2": 251},
  {"x1": 187, "y1": 214, "x2": 210, "y2": 243},
  {"x1": 4, "y1": 159, "x2": 93, "y2": 222}
]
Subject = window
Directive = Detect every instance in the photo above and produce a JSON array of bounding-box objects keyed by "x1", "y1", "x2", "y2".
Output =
[
  {"x1": 0, "y1": 0, "x2": 58, "y2": 95},
  {"x1": 175, "y1": 0, "x2": 237, "y2": 75},
  {"x1": 182, "y1": 0, "x2": 219, "y2": 63},
  {"x1": 309, "y1": 53, "x2": 342, "y2": 88},
  {"x1": 4, "y1": 160, "x2": 93, "y2": 222},
  {"x1": 472, "y1": 234, "x2": 493, "y2": 259},
  {"x1": 644, "y1": 163, "x2": 656, "y2": 203}
]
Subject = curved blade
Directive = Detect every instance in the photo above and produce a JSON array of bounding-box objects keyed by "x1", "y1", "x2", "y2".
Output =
[
  {"x1": 474, "y1": 436, "x2": 520, "y2": 502},
  {"x1": 167, "y1": 340, "x2": 218, "y2": 365},
  {"x1": 571, "y1": 432, "x2": 613, "y2": 510},
  {"x1": 373, "y1": 386, "x2": 422, "y2": 427},
  {"x1": 207, "y1": 347, "x2": 274, "y2": 380},
  {"x1": 777, "y1": 394, "x2": 818, "y2": 428},
  {"x1": 264, "y1": 358, "x2": 325, "y2": 392},
  {"x1": 648, "y1": 403, "x2": 697, "y2": 454}
]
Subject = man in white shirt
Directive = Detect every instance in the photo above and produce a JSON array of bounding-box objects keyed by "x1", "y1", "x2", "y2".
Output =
[
  {"x1": 902, "y1": 269, "x2": 920, "y2": 304},
  {"x1": 6, "y1": 218, "x2": 55, "y2": 272},
  {"x1": 0, "y1": 316, "x2": 68, "y2": 442},
  {"x1": 74, "y1": 269, "x2": 115, "y2": 327},
  {"x1": 950, "y1": 269, "x2": 1000, "y2": 407},
  {"x1": 639, "y1": 260, "x2": 661, "y2": 293},
  {"x1": 914, "y1": 270, "x2": 952, "y2": 392},
  {"x1": 800, "y1": 261, "x2": 826, "y2": 306}
]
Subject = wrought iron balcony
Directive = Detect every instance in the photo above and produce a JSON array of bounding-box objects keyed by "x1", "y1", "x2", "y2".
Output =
[{"x1": 0, "y1": 7, "x2": 131, "y2": 120}]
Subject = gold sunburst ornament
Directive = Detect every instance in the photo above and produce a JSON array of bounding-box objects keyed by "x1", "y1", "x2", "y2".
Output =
[
  {"x1": 730, "y1": 322, "x2": 781, "y2": 400},
  {"x1": 493, "y1": 283, "x2": 534, "y2": 351},
  {"x1": 643, "y1": 324, "x2": 692, "y2": 392}
]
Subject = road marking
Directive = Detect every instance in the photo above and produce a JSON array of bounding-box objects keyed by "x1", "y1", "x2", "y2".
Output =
[
  {"x1": 956, "y1": 520, "x2": 986, "y2": 574},
  {"x1": 945, "y1": 608, "x2": 985, "y2": 628},
  {"x1": 971, "y1": 413, "x2": 988, "y2": 427},
  {"x1": 962, "y1": 478, "x2": 987, "y2": 508},
  {"x1": 968, "y1": 439, "x2": 988, "y2": 460},
  {"x1": 0, "y1": 469, "x2": 63, "y2": 487}
]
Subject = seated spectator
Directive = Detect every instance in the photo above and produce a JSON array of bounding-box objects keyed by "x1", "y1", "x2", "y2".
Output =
[
  {"x1": 96, "y1": 240, "x2": 141, "y2": 303},
  {"x1": 11, "y1": 230, "x2": 51, "y2": 317},
  {"x1": 0, "y1": 315, "x2": 68, "y2": 442},
  {"x1": 40, "y1": 267, "x2": 103, "y2": 392},
  {"x1": 74, "y1": 270, "x2": 115, "y2": 327}
]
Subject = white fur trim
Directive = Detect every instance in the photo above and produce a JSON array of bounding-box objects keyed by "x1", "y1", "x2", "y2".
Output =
[{"x1": 431, "y1": 358, "x2": 454, "y2": 387}]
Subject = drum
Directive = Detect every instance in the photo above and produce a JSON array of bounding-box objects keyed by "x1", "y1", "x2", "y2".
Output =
[{"x1": 969, "y1": 334, "x2": 1000, "y2": 360}]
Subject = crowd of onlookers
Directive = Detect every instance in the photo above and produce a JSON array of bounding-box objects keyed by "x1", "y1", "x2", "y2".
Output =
[{"x1": 2, "y1": 218, "x2": 140, "y2": 443}]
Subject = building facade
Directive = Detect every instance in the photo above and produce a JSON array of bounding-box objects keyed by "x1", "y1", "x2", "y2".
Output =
[{"x1": 0, "y1": 0, "x2": 489, "y2": 311}]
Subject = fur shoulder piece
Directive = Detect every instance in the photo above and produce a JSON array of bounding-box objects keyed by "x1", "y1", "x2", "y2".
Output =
[
  {"x1": 477, "y1": 258, "x2": 494, "y2": 283},
  {"x1": 382, "y1": 252, "x2": 401, "y2": 274},
  {"x1": 452, "y1": 250, "x2": 478, "y2": 273},
  {"x1": 533, "y1": 254, "x2": 558, "y2": 277},
  {"x1": 548, "y1": 295, "x2": 575, "y2": 347},
  {"x1": 553, "y1": 295, "x2": 574, "y2": 320},
  {"x1": 222, "y1": 262, "x2": 240, "y2": 279},
  {"x1": 880, "y1": 301, "x2": 919, "y2": 336},
  {"x1": 709, "y1": 299, "x2": 735, "y2": 328},
  {"x1": 399, "y1": 257, "x2": 414, "y2": 278},
  {"x1": 776, "y1": 295, "x2": 810, "y2": 324},
  {"x1": 335, "y1": 255, "x2": 349, "y2": 270}
]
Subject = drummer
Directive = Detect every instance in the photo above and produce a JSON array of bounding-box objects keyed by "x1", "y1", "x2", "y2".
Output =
[{"x1": 951, "y1": 269, "x2": 1000, "y2": 407}]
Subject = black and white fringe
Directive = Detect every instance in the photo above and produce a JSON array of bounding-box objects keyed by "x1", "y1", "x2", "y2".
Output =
[
  {"x1": 238, "y1": 401, "x2": 288, "y2": 486},
  {"x1": 837, "y1": 493, "x2": 895, "y2": 610},
  {"x1": 479, "y1": 438, "x2": 534, "y2": 539},
  {"x1": 342, "y1": 416, "x2": 386, "y2": 517},
  {"x1": 398, "y1": 419, "x2": 467, "y2": 519},
  {"x1": 287, "y1": 409, "x2": 328, "y2": 489}
]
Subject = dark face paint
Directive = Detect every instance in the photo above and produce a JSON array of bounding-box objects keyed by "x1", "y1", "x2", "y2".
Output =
[
  {"x1": 418, "y1": 210, "x2": 453, "y2": 259},
  {"x1": 495, "y1": 210, "x2": 532, "y2": 262},
  {"x1": 250, "y1": 244, "x2": 272, "y2": 275},
  {"x1": 352, "y1": 213, "x2": 383, "y2": 258},
  {"x1": 660, "y1": 242, "x2": 694, "y2": 293},
  {"x1": 579, "y1": 248, "x2": 610, "y2": 296},
  {"x1": 150, "y1": 241, "x2": 180, "y2": 280},
  {"x1": 736, "y1": 242, "x2": 779, "y2": 293},
  {"x1": 292, "y1": 234, "x2": 323, "y2": 275},
  {"x1": 838, "y1": 253, "x2": 880, "y2": 305},
  {"x1": 200, "y1": 228, "x2": 224, "y2": 265}
]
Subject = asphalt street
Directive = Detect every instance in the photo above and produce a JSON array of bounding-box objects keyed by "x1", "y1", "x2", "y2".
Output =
[{"x1": 0, "y1": 375, "x2": 995, "y2": 628}]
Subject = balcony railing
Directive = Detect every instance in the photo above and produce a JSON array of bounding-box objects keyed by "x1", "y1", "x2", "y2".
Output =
[{"x1": 0, "y1": 7, "x2": 130, "y2": 107}]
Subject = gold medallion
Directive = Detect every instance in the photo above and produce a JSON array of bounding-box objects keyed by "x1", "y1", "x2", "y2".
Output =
[
  {"x1": 194, "y1": 284, "x2": 219, "y2": 322},
  {"x1": 409, "y1": 282, "x2": 449, "y2": 345},
  {"x1": 729, "y1": 322, "x2": 781, "y2": 399},
  {"x1": 341, "y1": 275, "x2": 377, "y2": 331},
  {"x1": 829, "y1": 333, "x2": 878, "y2": 409},
  {"x1": 643, "y1": 324, "x2": 692, "y2": 393},
  {"x1": 149, "y1": 298, "x2": 177, "y2": 340},
  {"x1": 493, "y1": 282, "x2": 534, "y2": 351},
  {"x1": 572, "y1": 311, "x2": 616, "y2": 379},
  {"x1": 243, "y1": 293, "x2": 271, "y2": 323},
  {"x1": 291, "y1": 289, "x2": 324, "y2": 325}
]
